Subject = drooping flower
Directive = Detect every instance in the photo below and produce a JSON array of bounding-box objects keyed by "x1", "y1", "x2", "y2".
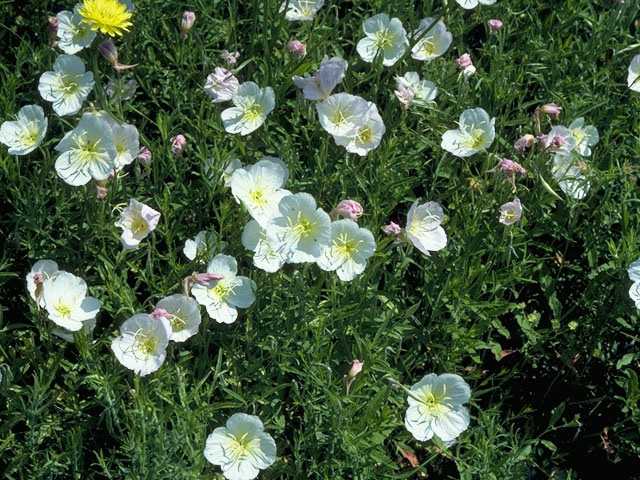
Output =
[
  {"x1": 487, "y1": 19, "x2": 503, "y2": 33},
  {"x1": 204, "y1": 413, "x2": 277, "y2": 480},
  {"x1": 230, "y1": 158, "x2": 291, "y2": 227},
  {"x1": 241, "y1": 220, "x2": 289, "y2": 273},
  {"x1": 568, "y1": 117, "x2": 599, "y2": 157},
  {"x1": 266, "y1": 192, "x2": 332, "y2": 263},
  {"x1": 356, "y1": 14, "x2": 408, "y2": 67},
  {"x1": 54, "y1": 114, "x2": 116, "y2": 185},
  {"x1": 155, "y1": 294, "x2": 201, "y2": 342},
  {"x1": 551, "y1": 153, "x2": 590, "y2": 200},
  {"x1": 42, "y1": 271, "x2": 101, "y2": 331},
  {"x1": 293, "y1": 56, "x2": 348, "y2": 101},
  {"x1": 56, "y1": 5, "x2": 97, "y2": 54},
  {"x1": 170, "y1": 134, "x2": 187, "y2": 155},
  {"x1": 0, "y1": 105, "x2": 48, "y2": 155},
  {"x1": 183, "y1": 230, "x2": 223, "y2": 263},
  {"x1": 411, "y1": 18, "x2": 452, "y2": 62},
  {"x1": 114, "y1": 199, "x2": 161, "y2": 249},
  {"x1": 395, "y1": 72, "x2": 437, "y2": 107},
  {"x1": 316, "y1": 93, "x2": 370, "y2": 137},
  {"x1": 38, "y1": 54, "x2": 94, "y2": 116},
  {"x1": 205, "y1": 67, "x2": 239, "y2": 103},
  {"x1": 406, "y1": 200, "x2": 447, "y2": 256},
  {"x1": 111, "y1": 314, "x2": 171, "y2": 376},
  {"x1": 544, "y1": 126, "x2": 576, "y2": 155},
  {"x1": 456, "y1": 0, "x2": 497, "y2": 9},
  {"x1": 77, "y1": 0, "x2": 133, "y2": 37},
  {"x1": 539, "y1": 103, "x2": 562, "y2": 118},
  {"x1": 405, "y1": 373, "x2": 472, "y2": 442},
  {"x1": 221, "y1": 49, "x2": 240, "y2": 66},
  {"x1": 287, "y1": 39, "x2": 307, "y2": 58},
  {"x1": 26, "y1": 260, "x2": 60, "y2": 308},
  {"x1": 499, "y1": 198, "x2": 522, "y2": 225},
  {"x1": 221, "y1": 82, "x2": 275, "y2": 135},
  {"x1": 279, "y1": 0, "x2": 324, "y2": 21},
  {"x1": 628, "y1": 54, "x2": 640, "y2": 92},
  {"x1": 191, "y1": 254, "x2": 256, "y2": 323},
  {"x1": 331, "y1": 200, "x2": 363, "y2": 221},
  {"x1": 332, "y1": 102, "x2": 385, "y2": 156},
  {"x1": 514, "y1": 134, "x2": 536, "y2": 153},
  {"x1": 441, "y1": 107, "x2": 495, "y2": 157},
  {"x1": 317, "y1": 219, "x2": 376, "y2": 281}
]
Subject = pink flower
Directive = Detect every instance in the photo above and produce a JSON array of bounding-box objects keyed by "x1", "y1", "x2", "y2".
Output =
[
  {"x1": 394, "y1": 84, "x2": 414, "y2": 109},
  {"x1": 499, "y1": 198, "x2": 522, "y2": 225},
  {"x1": 537, "y1": 133, "x2": 548, "y2": 144},
  {"x1": 287, "y1": 39, "x2": 307, "y2": 59},
  {"x1": 348, "y1": 360, "x2": 363, "y2": 379},
  {"x1": 331, "y1": 200, "x2": 363, "y2": 221},
  {"x1": 456, "y1": 53, "x2": 473, "y2": 70},
  {"x1": 383, "y1": 222, "x2": 402, "y2": 235},
  {"x1": 514, "y1": 134, "x2": 536, "y2": 153},
  {"x1": 193, "y1": 272, "x2": 224, "y2": 287},
  {"x1": 487, "y1": 19, "x2": 503, "y2": 33},
  {"x1": 204, "y1": 67, "x2": 239, "y2": 103},
  {"x1": 500, "y1": 158, "x2": 526, "y2": 176},
  {"x1": 96, "y1": 185, "x2": 108, "y2": 199},
  {"x1": 221, "y1": 49, "x2": 240, "y2": 66},
  {"x1": 540, "y1": 103, "x2": 562, "y2": 118},
  {"x1": 33, "y1": 273, "x2": 44, "y2": 285},
  {"x1": 170, "y1": 135, "x2": 187, "y2": 155},
  {"x1": 48, "y1": 17, "x2": 58, "y2": 47},
  {"x1": 138, "y1": 146, "x2": 152, "y2": 167},
  {"x1": 150, "y1": 307, "x2": 172, "y2": 320},
  {"x1": 180, "y1": 11, "x2": 196, "y2": 40}
]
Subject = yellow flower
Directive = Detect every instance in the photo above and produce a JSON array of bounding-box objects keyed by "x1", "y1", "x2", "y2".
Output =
[{"x1": 78, "y1": 0, "x2": 133, "y2": 37}]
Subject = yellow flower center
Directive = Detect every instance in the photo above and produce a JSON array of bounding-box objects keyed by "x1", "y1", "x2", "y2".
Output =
[
  {"x1": 243, "y1": 104, "x2": 263, "y2": 123},
  {"x1": 249, "y1": 188, "x2": 267, "y2": 207},
  {"x1": 356, "y1": 126, "x2": 373, "y2": 144},
  {"x1": 78, "y1": 0, "x2": 133, "y2": 37},
  {"x1": 374, "y1": 28, "x2": 395, "y2": 49},
  {"x1": 209, "y1": 281, "x2": 232, "y2": 303},
  {"x1": 130, "y1": 215, "x2": 148, "y2": 235},
  {"x1": 333, "y1": 232, "x2": 361, "y2": 260},
  {"x1": 503, "y1": 209, "x2": 518, "y2": 223},
  {"x1": 171, "y1": 314, "x2": 186, "y2": 330},
  {"x1": 420, "y1": 37, "x2": 436, "y2": 56},
  {"x1": 55, "y1": 302, "x2": 72, "y2": 318}
]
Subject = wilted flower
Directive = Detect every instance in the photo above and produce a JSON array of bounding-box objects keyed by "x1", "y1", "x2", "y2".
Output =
[
  {"x1": 242, "y1": 220, "x2": 289, "y2": 273},
  {"x1": 456, "y1": 0, "x2": 497, "y2": 8},
  {"x1": 204, "y1": 67, "x2": 239, "y2": 103},
  {"x1": 462, "y1": 65, "x2": 476, "y2": 79},
  {"x1": 394, "y1": 84, "x2": 414, "y2": 108},
  {"x1": 456, "y1": 53, "x2": 473, "y2": 69},
  {"x1": 204, "y1": 413, "x2": 277, "y2": 480},
  {"x1": 568, "y1": 117, "x2": 599, "y2": 157},
  {"x1": 42, "y1": 271, "x2": 101, "y2": 331},
  {"x1": 221, "y1": 49, "x2": 240, "y2": 66},
  {"x1": 169, "y1": 134, "x2": 186, "y2": 154},
  {"x1": 411, "y1": 18, "x2": 452, "y2": 61},
  {"x1": 487, "y1": 19, "x2": 503, "y2": 32},
  {"x1": 499, "y1": 198, "x2": 522, "y2": 225},
  {"x1": 628, "y1": 54, "x2": 640, "y2": 92},
  {"x1": 488, "y1": 158, "x2": 526, "y2": 191},
  {"x1": 441, "y1": 107, "x2": 496, "y2": 157},
  {"x1": 287, "y1": 39, "x2": 307, "y2": 58},
  {"x1": 193, "y1": 273, "x2": 224, "y2": 286},
  {"x1": 383, "y1": 221, "x2": 402, "y2": 235},
  {"x1": 180, "y1": 11, "x2": 195, "y2": 40},
  {"x1": 56, "y1": 6, "x2": 96, "y2": 53},
  {"x1": 357, "y1": 13, "x2": 408, "y2": 67},
  {"x1": 137, "y1": 146, "x2": 151, "y2": 167},
  {"x1": 514, "y1": 134, "x2": 536, "y2": 153},
  {"x1": 406, "y1": 200, "x2": 447, "y2": 256},
  {"x1": 544, "y1": 126, "x2": 576, "y2": 155},
  {"x1": 0, "y1": 105, "x2": 48, "y2": 155},
  {"x1": 221, "y1": 82, "x2": 275, "y2": 135},
  {"x1": 111, "y1": 314, "x2": 171, "y2": 376},
  {"x1": 38, "y1": 54, "x2": 94, "y2": 116},
  {"x1": 395, "y1": 72, "x2": 437, "y2": 107},
  {"x1": 539, "y1": 102, "x2": 562, "y2": 118},
  {"x1": 114, "y1": 199, "x2": 161, "y2": 249},
  {"x1": 331, "y1": 200, "x2": 363, "y2": 221},
  {"x1": 317, "y1": 219, "x2": 376, "y2": 281},
  {"x1": 292, "y1": 56, "x2": 348, "y2": 101},
  {"x1": 77, "y1": 0, "x2": 133, "y2": 37},
  {"x1": 49, "y1": 16, "x2": 59, "y2": 46},
  {"x1": 280, "y1": 0, "x2": 324, "y2": 21}
]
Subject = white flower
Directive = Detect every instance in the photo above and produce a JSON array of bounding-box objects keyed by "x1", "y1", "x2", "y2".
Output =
[
  {"x1": 111, "y1": 314, "x2": 171, "y2": 376},
  {"x1": 332, "y1": 102, "x2": 385, "y2": 156},
  {"x1": 221, "y1": 158, "x2": 243, "y2": 187},
  {"x1": 183, "y1": 231, "x2": 223, "y2": 263},
  {"x1": 0, "y1": 105, "x2": 48, "y2": 155},
  {"x1": 441, "y1": 107, "x2": 495, "y2": 157},
  {"x1": 356, "y1": 14, "x2": 408, "y2": 67},
  {"x1": 155, "y1": 294, "x2": 201, "y2": 342},
  {"x1": 191, "y1": 254, "x2": 256, "y2": 324},
  {"x1": 204, "y1": 67, "x2": 239, "y2": 103},
  {"x1": 26, "y1": 259, "x2": 60, "y2": 308},
  {"x1": 42, "y1": 271, "x2": 101, "y2": 331},
  {"x1": 544, "y1": 125, "x2": 576, "y2": 155},
  {"x1": 629, "y1": 282, "x2": 640, "y2": 309},
  {"x1": 38, "y1": 54, "x2": 94, "y2": 116},
  {"x1": 221, "y1": 82, "x2": 275, "y2": 135},
  {"x1": 317, "y1": 219, "x2": 376, "y2": 281},
  {"x1": 292, "y1": 56, "x2": 348, "y2": 101},
  {"x1": 114, "y1": 199, "x2": 161, "y2": 249},
  {"x1": 405, "y1": 373, "x2": 471, "y2": 442},
  {"x1": 628, "y1": 54, "x2": 640, "y2": 92},
  {"x1": 456, "y1": 0, "x2": 497, "y2": 8},
  {"x1": 242, "y1": 220, "x2": 288, "y2": 273},
  {"x1": 230, "y1": 158, "x2": 291, "y2": 228},
  {"x1": 204, "y1": 413, "x2": 277, "y2": 480},
  {"x1": 628, "y1": 259, "x2": 640, "y2": 282},
  {"x1": 56, "y1": 6, "x2": 97, "y2": 54},
  {"x1": 396, "y1": 72, "x2": 437, "y2": 107},
  {"x1": 51, "y1": 316, "x2": 97, "y2": 342},
  {"x1": 499, "y1": 198, "x2": 522, "y2": 226},
  {"x1": 316, "y1": 93, "x2": 370, "y2": 137},
  {"x1": 406, "y1": 200, "x2": 447, "y2": 256},
  {"x1": 411, "y1": 18, "x2": 452, "y2": 61},
  {"x1": 266, "y1": 192, "x2": 332, "y2": 263},
  {"x1": 279, "y1": 0, "x2": 324, "y2": 21},
  {"x1": 54, "y1": 113, "x2": 116, "y2": 185},
  {"x1": 93, "y1": 111, "x2": 139, "y2": 170},
  {"x1": 551, "y1": 153, "x2": 590, "y2": 200},
  {"x1": 568, "y1": 117, "x2": 598, "y2": 157}
]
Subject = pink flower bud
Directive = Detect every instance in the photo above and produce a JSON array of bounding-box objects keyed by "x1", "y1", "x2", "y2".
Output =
[
  {"x1": 514, "y1": 134, "x2": 536, "y2": 153},
  {"x1": 487, "y1": 19, "x2": 503, "y2": 33},
  {"x1": 150, "y1": 307, "x2": 172, "y2": 320},
  {"x1": 383, "y1": 221, "x2": 402, "y2": 235},
  {"x1": 99, "y1": 39, "x2": 119, "y2": 64},
  {"x1": 96, "y1": 185, "x2": 108, "y2": 199},
  {"x1": 193, "y1": 273, "x2": 224, "y2": 287},
  {"x1": 332, "y1": 200, "x2": 363, "y2": 221},
  {"x1": 456, "y1": 53, "x2": 473, "y2": 69},
  {"x1": 551, "y1": 134, "x2": 565, "y2": 147},
  {"x1": 348, "y1": 360, "x2": 363, "y2": 379},
  {"x1": 108, "y1": 170, "x2": 116, "y2": 180},
  {"x1": 170, "y1": 135, "x2": 187, "y2": 155},
  {"x1": 540, "y1": 103, "x2": 562, "y2": 118},
  {"x1": 48, "y1": 17, "x2": 58, "y2": 47},
  {"x1": 221, "y1": 49, "x2": 240, "y2": 66},
  {"x1": 537, "y1": 133, "x2": 548, "y2": 144},
  {"x1": 500, "y1": 158, "x2": 526, "y2": 176},
  {"x1": 287, "y1": 40, "x2": 307, "y2": 59},
  {"x1": 33, "y1": 273, "x2": 44, "y2": 285},
  {"x1": 180, "y1": 11, "x2": 196, "y2": 39},
  {"x1": 138, "y1": 146, "x2": 152, "y2": 167}
]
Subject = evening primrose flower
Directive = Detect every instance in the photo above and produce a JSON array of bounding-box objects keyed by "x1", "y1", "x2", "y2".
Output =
[
  {"x1": 266, "y1": 192, "x2": 332, "y2": 263},
  {"x1": 111, "y1": 314, "x2": 171, "y2": 376},
  {"x1": 241, "y1": 220, "x2": 288, "y2": 273},
  {"x1": 316, "y1": 93, "x2": 370, "y2": 137},
  {"x1": 204, "y1": 67, "x2": 239, "y2": 103},
  {"x1": 332, "y1": 102, "x2": 385, "y2": 156},
  {"x1": 544, "y1": 126, "x2": 576, "y2": 155},
  {"x1": 94, "y1": 111, "x2": 139, "y2": 170},
  {"x1": 114, "y1": 199, "x2": 161, "y2": 249},
  {"x1": 628, "y1": 258, "x2": 640, "y2": 283},
  {"x1": 629, "y1": 259, "x2": 640, "y2": 309},
  {"x1": 629, "y1": 282, "x2": 640, "y2": 309},
  {"x1": 405, "y1": 373, "x2": 471, "y2": 442},
  {"x1": 183, "y1": 231, "x2": 223, "y2": 263},
  {"x1": 568, "y1": 117, "x2": 599, "y2": 157},
  {"x1": 456, "y1": 0, "x2": 497, "y2": 9},
  {"x1": 77, "y1": 0, "x2": 133, "y2": 37},
  {"x1": 221, "y1": 82, "x2": 275, "y2": 135},
  {"x1": 220, "y1": 158, "x2": 243, "y2": 186},
  {"x1": 551, "y1": 153, "x2": 590, "y2": 200},
  {"x1": 406, "y1": 200, "x2": 447, "y2": 256},
  {"x1": 628, "y1": 54, "x2": 640, "y2": 92},
  {"x1": 0, "y1": 105, "x2": 48, "y2": 155},
  {"x1": 395, "y1": 72, "x2": 437, "y2": 107},
  {"x1": 279, "y1": 0, "x2": 324, "y2": 21},
  {"x1": 38, "y1": 54, "x2": 94, "y2": 116},
  {"x1": 52, "y1": 316, "x2": 97, "y2": 342},
  {"x1": 56, "y1": 5, "x2": 97, "y2": 54},
  {"x1": 411, "y1": 18, "x2": 452, "y2": 61},
  {"x1": 356, "y1": 14, "x2": 408, "y2": 67},
  {"x1": 204, "y1": 413, "x2": 277, "y2": 480},
  {"x1": 191, "y1": 254, "x2": 256, "y2": 324},
  {"x1": 42, "y1": 272, "x2": 101, "y2": 331},
  {"x1": 54, "y1": 114, "x2": 116, "y2": 185},
  {"x1": 230, "y1": 158, "x2": 291, "y2": 227},
  {"x1": 26, "y1": 260, "x2": 60, "y2": 308},
  {"x1": 292, "y1": 56, "x2": 348, "y2": 101},
  {"x1": 155, "y1": 294, "x2": 201, "y2": 342},
  {"x1": 441, "y1": 108, "x2": 495, "y2": 157},
  {"x1": 499, "y1": 198, "x2": 522, "y2": 225},
  {"x1": 317, "y1": 219, "x2": 376, "y2": 281}
]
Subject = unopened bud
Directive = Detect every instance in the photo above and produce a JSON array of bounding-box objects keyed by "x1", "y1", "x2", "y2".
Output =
[
  {"x1": 170, "y1": 134, "x2": 187, "y2": 155},
  {"x1": 331, "y1": 200, "x2": 363, "y2": 221},
  {"x1": 287, "y1": 39, "x2": 307, "y2": 59},
  {"x1": 487, "y1": 19, "x2": 503, "y2": 33},
  {"x1": 540, "y1": 103, "x2": 562, "y2": 118},
  {"x1": 348, "y1": 360, "x2": 363, "y2": 379},
  {"x1": 99, "y1": 39, "x2": 119, "y2": 64},
  {"x1": 180, "y1": 11, "x2": 196, "y2": 40},
  {"x1": 193, "y1": 273, "x2": 224, "y2": 287},
  {"x1": 150, "y1": 307, "x2": 172, "y2": 320},
  {"x1": 138, "y1": 146, "x2": 152, "y2": 167},
  {"x1": 48, "y1": 17, "x2": 58, "y2": 47}
]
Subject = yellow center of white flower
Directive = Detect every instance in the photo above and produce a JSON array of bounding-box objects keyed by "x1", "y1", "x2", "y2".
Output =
[
  {"x1": 249, "y1": 188, "x2": 267, "y2": 207},
  {"x1": 209, "y1": 281, "x2": 233, "y2": 303},
  {"x1": 171, "y1": 314, "x2": 186, "y2": 330},
  {"x1": 243, "y1": 103, "x2": 263, "y2": 123},
  {"x1": 572, "y1": 128, "x2": 586, "y2": 145},
  {"x1": 374, "y1": 28, "x2": 395, "y2": 49},
  {"x1": 331, "y1": 105, "x2": 354, "y2": 129},
  {"x1": 290, "y1": 214, "x2": 314, "y2": 239},
  {"x1": 130, "y1": 215, "x2": 148, "y2": 235},
  {"x1": 55, "y1": 302, "x2": 72, "y2": 318},
  {"x1": 226, "y1": 431, "x2": 259, "y2": 462},
  {"x1": 133, "y1": 328, "x2": 158, "y2": 357},
  {"x1": 420, "y1": 37, "x2": 436, "y2": 56},
  {"x1": 20, "y1": 121, "x2": 41, "y2": 147},
  {"x1": 333, "y1": 233, "x2": 361, "y2": 261},
  {"x1": 416, "y1": 387, "x2": 450, "y2": 417},
  {"x1": 356, "y1": 125, "x2": 373, "y2": 144},
  {"x1": 71, "y1": 135, "x2": 104, "y2": 165},
  {"x1": 60, "y1": 74, "x2": 80, "y2": 95},
  {"x1": 503, "y1": 208, "x2": 518, "y2": 223}
]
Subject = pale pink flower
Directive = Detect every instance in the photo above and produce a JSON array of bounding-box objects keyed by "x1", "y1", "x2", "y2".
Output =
[
  {"x1": 114, "y1": 199, "x2": 162, "y2": 250},
  {"x1": 456, "y1": 53, "x2": 473, "y2": 69},
  {"x1": 331, "y1": 200, "x2": 363, "y2": 221},
  {"x1": 394, "y1": 84, "x2": 414, "y2": 109},
  {"x1": 150, "y1": 307, "x2": 172, "y2": 320},
  {"x1": 96, "y1": 185, "x2": 108, "y2": 199},
  {"x1": 204, "y1": 67, "x2": 239, "y2": 103},
  {"x1": 221, "y1": 49, "x2": 240, "y2": 66},
  {"x1": 193, "y1": 272, "x2": 224, "y2": 287},
  {"x1": 514, "y1": 134, "x2": 536, "y2": 153},
  {"x1": 537, "y1": 133, "x2": 548, "y2": 144},
  {"x1": 138, "y1": 146, "x2": 152, "y2": 167},
  {"x1": 170, "y1": 134, "x2": 186, "y2": 154},
  {"x1": 383, "y1": 221, "x2": 402, "y2": 235},
  {"x1": 487, "y1": 19, "x2": 503, "y2": 33},
  {"x1": 500, "y1": 158, "x2": 526, "y2": 176},
  {"x1": 540, "y1": 103, "x2": 562, "y2": 118},
  {"x1": 287, "y1": 39, "x2": 307, "y2": 58},
  {"x1": 180, "y1": 11, "x2": 196, "y2": 40},
  {"x1": 499, "y1": 198, "x2": 522, "y2": 225}
]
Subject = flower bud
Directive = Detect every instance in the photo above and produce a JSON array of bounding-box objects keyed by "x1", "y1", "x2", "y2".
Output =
[
  {"x1": 150, "y1": 307, "x2": 172, "y2": 320},
  {"x1": 348, "y1": 360, "x2": 363, "y2": 379},
  {"x1": 500, "y1": 158, "x2": 526, "y2": 176},
  {"x1": 456, "y1": 53, "x2": 473, "y2": 69},
  {"x1": 540, "y1": 103, "x2": 562, "y2": 118},
  {"x1": 180, "y1": 11, "x2": 196, "y2": 40},
  {"x1": 138, "y1": 146, "x2": 152, "y2": 167},
  {"x1": 331, "y1": 200, "x2": 363, "y2": 221},
  {"x1": 287, "y1": 40, "x2": 307, "y2": 59},
  {"x1": 193, "y1": 273, "x2": 224, "y2": 287},
  {"x1": 33, "y1": 273, "x2": 44, "y2": 285},
  {"x1": 96, "y1": 185, "x2": 108, "y2": 199},
  {"x1": 514, "y1": 134, "x2": 536, "y2": 153},
  {"x1": 383, "y1": 221, "x2": 402, "y2": 235},
  {"x1": 99, "y1": 39, "x2": 119, "y2": 65},
  {"x1": 170, "y1": 135, "x2": 187, "y2": 155},
  {"x1": 221, "y1": 49, "x2": 240, "y2": 66},
  {"x1": 487, "y1": 19, "x2": 503, "y2": 33},
  {"x1": 48, "y1": 17, "x2": 58, "y2": 47}
]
